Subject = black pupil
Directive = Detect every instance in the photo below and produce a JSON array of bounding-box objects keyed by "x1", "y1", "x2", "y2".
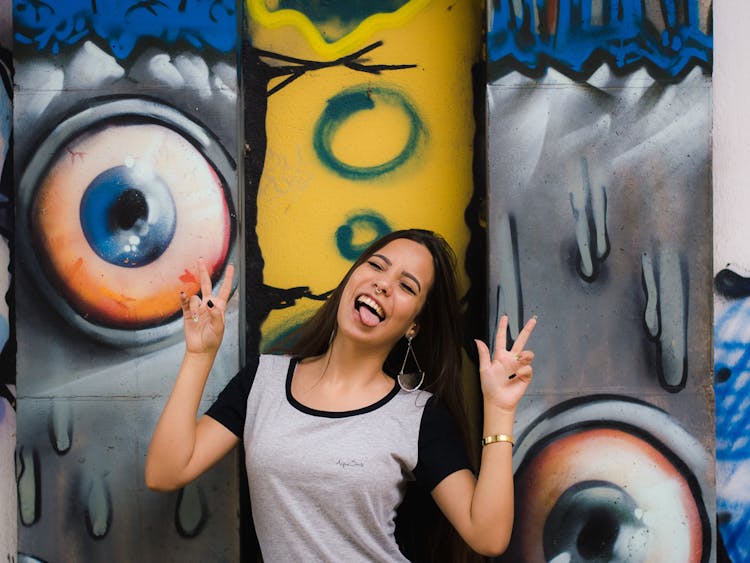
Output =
[
  {"x1": 111, "y1": 188, "x2": 148, "y2": 231},
  {"x1": 577, "y1": 508, "x2": 619, "y2": 559}
]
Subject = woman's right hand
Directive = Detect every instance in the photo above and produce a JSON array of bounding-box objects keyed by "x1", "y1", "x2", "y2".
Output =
[{"x1": 180, "y1": 259, "x2": 235, "y2": 355}]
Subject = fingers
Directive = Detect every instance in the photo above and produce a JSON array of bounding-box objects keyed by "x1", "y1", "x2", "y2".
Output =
[
  {"x1": 189, "y1": 294, "x2": 202, "y2": 321},
  {"x1": 180, "y1": 291, "x2": 198, "y2": 321},
  {"x1": 494, "y1": 314, "x2": 537, "y2": 355},
  {"x1": 514, "y1": 364, "x2": 533, "y2": 381},
  {"x1": 183, "y1": 261, "x2": 235, "y2": 324},
  {"x1": 198, "y1": 258, "x2": 213, "y2": 301},
  {"x1": 474, "y1": 339, "x2": 491, "y2": 371},
  {"x1": 178, "y1": 292, "x2": 203, "y2": 327},
  {"x1": 216, "y1": 263, "x2": 235, "y2": 303},
  {"x1": 493, "y1": 315, "x2": 509, "y2": 360},
  {"x1": 513, "y1": 350, "x2": 535, "y2": 365},
  {"x1": 180, "y1": 291, "x2": 191, "y2": 315},
  {"x1": 511, "y1": 316, "x2": 537, "y2": 352}
]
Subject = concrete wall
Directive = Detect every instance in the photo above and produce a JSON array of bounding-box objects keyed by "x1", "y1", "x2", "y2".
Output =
[
  {"x1": 3, "y1": 0, "x2": 748, "y2": 561},
  {"x1": 486, "y1": 0, "x2": 715, "y2": 561},
  {"x1": 12, "y1": 2, "x2": 241, "y2": 560},
  {"x1": 0, "y1": 0, "x2": 14, "y2": 559},
  {"x1": 6, "y1": 0, "x2": 482, "y2": 561},
  {"x1": 714, "y1": 1, "x2": 750, "y2": 561}
]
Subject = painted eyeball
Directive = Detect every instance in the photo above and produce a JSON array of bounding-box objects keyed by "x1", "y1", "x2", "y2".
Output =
[
  {"x1": 502, "y1": 398, "x2": 713, "y2": 563},
  {"x1": 17, "y1": 98, "x2": 236, "y2": 346}
]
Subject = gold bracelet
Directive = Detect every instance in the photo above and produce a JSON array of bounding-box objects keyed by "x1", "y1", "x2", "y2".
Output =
[{"x1": 481, "y1": 433, "x2": 514, "y2": 447}]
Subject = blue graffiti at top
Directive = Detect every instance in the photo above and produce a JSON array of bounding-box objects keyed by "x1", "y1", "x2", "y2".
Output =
[
  {"x1": 14, "y1": 0, "x2": 237, "y2": 60},
  {"x1": 488, "y1": 0, "x2": 713, "y2": 80}
]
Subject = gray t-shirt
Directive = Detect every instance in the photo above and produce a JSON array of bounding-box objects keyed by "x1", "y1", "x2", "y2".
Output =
[{"x1": 206, "y1": 354, "x2": 470, "y2": 561}]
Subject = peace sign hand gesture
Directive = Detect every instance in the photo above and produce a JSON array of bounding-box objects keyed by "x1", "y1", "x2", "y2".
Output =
[
  {"x1": 475, "y1": 315, "x2": 537, "y2": 414},
  {"x1": 180, "y1": 259, "x2": 235, "y2": 356}
]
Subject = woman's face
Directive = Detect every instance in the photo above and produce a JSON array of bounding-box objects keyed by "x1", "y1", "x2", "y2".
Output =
[{"x1": 337, "y1": 238, "x2": 435, "y2": 348}]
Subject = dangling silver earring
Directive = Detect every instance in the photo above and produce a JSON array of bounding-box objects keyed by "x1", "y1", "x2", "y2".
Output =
[{"x1": 397, "y1": 333, "x2": 425, "y2": 392}]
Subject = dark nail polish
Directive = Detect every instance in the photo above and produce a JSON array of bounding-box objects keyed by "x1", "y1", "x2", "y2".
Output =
[{"x1": 207, "y1": 300, "x2": 214, "y2": 308}]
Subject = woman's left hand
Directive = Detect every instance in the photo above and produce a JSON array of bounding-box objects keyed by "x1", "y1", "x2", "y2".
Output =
[{"x1": 475, "y1": 315, "x2": 537, "y2": 413}]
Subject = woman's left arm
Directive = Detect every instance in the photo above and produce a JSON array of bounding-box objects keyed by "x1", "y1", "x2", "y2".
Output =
[{"x1": 432, "y1": 315, "x2": 537, "y2": 557}]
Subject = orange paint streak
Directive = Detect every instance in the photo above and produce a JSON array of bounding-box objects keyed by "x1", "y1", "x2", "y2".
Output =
[
  {"x1": 69, "y1": 257, "x2": 84, "y2": 277},
  {"x1": 179, "y1": 269, "x2": 198, "y2": 284}
]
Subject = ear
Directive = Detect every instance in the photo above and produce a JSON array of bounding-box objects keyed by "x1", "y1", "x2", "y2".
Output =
[{"x1": 406, "y1": 324, "x2": 419, "y2": 339}]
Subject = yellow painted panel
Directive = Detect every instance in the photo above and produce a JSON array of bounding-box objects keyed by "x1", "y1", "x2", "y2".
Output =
[{"x1": 247, "y1": 0, "x2": 482, "y2": 345}]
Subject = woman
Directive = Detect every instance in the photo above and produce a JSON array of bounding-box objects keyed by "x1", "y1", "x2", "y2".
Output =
[{"x1": 145, "y1": 229, "x2": 536, "y2": 560}]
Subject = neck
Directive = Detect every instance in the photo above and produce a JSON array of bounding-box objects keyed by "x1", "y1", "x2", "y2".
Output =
[{"x1": 319, "y1": 333, "x2": 392, "y2": 387}]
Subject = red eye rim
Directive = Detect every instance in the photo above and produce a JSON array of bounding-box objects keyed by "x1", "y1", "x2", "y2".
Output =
[{"x1": 16, "y1": 97, "x2": 238, "y2": 348}]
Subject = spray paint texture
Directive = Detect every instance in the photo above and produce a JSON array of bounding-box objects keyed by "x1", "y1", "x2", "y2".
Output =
[
  {"x1": 11, "y1": 0, "x2": 483, "y2": 560},
  {"x1": 245, "y1": 0, "x2": 482, "y2": 353},
  {"x1": 13, "y1": 2, "x2": 240, "y2": 561},
  {"x1": 715, "y1": 295, "x2": 750, "y2": 562},
  {"x1": 488, "y1": 0, "x2": 713, "y2": 560}
]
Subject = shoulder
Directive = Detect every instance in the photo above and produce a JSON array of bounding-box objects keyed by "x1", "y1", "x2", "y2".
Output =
[
  {"x1": 414, "y1": 395, "x2": 472, "y2": 491},
  {"x1": 204, "y1": 355, "x2": 263, "y2": 437},
  {"x1": 419, "y1": 395, "x2": 458, "y2": 434},
  {"x1": 254, "y1": 354, "x2": 295, "y2": 380}
]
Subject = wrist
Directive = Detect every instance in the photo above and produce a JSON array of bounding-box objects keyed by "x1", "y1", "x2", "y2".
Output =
[
  {"x1": 183, "y1": 350, "x2": 218, "y2": 366},
  {"x1": 483, "y1": 402, "x2": 516, "y2": 436},
  {"x1": 483, "y1": 399, "x2": 516, "y2": 419}
]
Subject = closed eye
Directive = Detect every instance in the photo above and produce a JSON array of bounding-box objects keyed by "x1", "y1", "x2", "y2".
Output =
[
  {"x1": 400, "y1": 281, "x2": 416, "y2": 295},
  {"x1": 368, "y1": 259, "x2": 384, "y2": 271}
]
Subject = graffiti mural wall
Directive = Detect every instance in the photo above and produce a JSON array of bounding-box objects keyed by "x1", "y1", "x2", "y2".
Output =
[
  {"x1": 486, "y1": 0, "x2": 715, "y2": 561},
  {"x1": 11, "y1": 0, "x2": 484, "y2": 560},
  {"x1": 714, "y1": 2, "x2": 750, "y2": 561},
  {"x1": 7, "y1": 0, "x2": 739, "y2": 561},
  {"x1": 13, "y1": 1, "x2": 241, "y2": 560},
  {"x1": 241, "y1": 0, "x2": 483, "y2": 354},
  {"x1": 0, "y1": 0, "x2": 13, "y2": 559}
]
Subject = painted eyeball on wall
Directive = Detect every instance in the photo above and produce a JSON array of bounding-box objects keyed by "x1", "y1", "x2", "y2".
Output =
[
  {"x1": 500, "y1": 397, "x2": 713, "y2": 563},
  {"x1": 17, "y1": 98, "x2": 237, "y2": 347}
]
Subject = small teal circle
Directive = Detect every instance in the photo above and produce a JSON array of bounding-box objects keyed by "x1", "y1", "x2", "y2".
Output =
[{"x1": 336, "y1": 213, "x2": 391, "y2": 261}]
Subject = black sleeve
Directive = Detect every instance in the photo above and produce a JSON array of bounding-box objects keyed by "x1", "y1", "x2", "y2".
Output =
[
  {"x1": 413, "y1": 396, "x2": 472, "y2": 491},
  {"x1": 204, "y1": 355, "x2": 260, "y2": 437}
]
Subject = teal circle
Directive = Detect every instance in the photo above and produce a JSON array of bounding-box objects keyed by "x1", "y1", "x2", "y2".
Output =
[
  {"x1": 313, "y1": 87, "x2": 424, "y2": 180},
  {"x1": 336, "y1": 213, "x2": 391, "y2": 261}
]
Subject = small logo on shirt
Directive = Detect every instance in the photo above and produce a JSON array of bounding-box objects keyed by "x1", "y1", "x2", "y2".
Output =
[{"x1": 336, "y1": 458, "x2": 364, "y2": 469}]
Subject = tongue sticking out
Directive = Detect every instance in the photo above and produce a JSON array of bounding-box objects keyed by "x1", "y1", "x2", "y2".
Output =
[{"x1": 358, "y1": 305, "x2": 382, "y2": 327}]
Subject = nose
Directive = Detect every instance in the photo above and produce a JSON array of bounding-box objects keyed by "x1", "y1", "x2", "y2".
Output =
[{"x1": 373, "y1": 281, "x2": 390, "y2": 296}]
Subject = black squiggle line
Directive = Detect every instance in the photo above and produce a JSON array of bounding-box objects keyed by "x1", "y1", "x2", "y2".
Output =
[
  {"x1": 125, "y1": 1, "x2": 169, "y2": 18},
  {"x1": 262, "y1": 285, "x2": 332, "y2": 310},
  {"x1": 256, "y1": 41, "x2": 417, "y2": 97}
]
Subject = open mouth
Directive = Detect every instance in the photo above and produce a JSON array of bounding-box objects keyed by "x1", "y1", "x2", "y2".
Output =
[{"x1": 355, "y1": 295, "x2": 385, "y2": 324}]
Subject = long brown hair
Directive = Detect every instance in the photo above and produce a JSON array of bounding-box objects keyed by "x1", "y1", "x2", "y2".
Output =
[
  {"x1": 281, "y1": 229, "x2": 479, "y2": 562},
  {"x1": 284, "y1": 229, "x2": 465, "y2": 423}
]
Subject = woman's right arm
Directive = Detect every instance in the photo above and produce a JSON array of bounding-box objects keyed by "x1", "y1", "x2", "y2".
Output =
[{"x1": 145, "y1": 260, "x2": 239, "y2": 491}]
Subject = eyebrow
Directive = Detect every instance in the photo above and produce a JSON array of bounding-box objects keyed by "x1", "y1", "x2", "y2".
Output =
[{"x1": 372, "y1": 253, "x2": 422, "y2": 293}]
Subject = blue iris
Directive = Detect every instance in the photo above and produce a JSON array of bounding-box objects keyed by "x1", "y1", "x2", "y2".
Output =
[{"x1": 80, "y1": 166, "x2": 176, "y2": 267}]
